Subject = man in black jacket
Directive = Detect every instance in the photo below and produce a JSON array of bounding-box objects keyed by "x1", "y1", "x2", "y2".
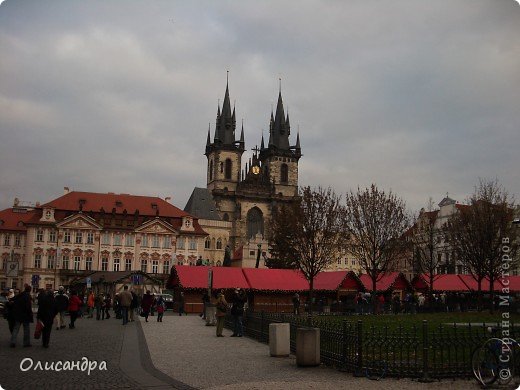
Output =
[
  {"x1": 37, "y1": 289, "x2": 56, "y2": 348},
  {"x1": 54, "y1": 286, "x2": 69, "y2": 330},
  {"x1": 10, "y1": 284, "x2": 33, "y2": 347}
]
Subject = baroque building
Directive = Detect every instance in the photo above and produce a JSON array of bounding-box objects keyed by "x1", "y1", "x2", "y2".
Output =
[
  {"x1": 0, "y1": 190, "x2": 208, "y2": 290},
  {"x1": 185, "y1": 79, "x2": 302, "y2": 267}
]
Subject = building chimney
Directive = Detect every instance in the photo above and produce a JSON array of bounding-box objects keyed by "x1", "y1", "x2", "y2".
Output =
[
  {"x1": 13, "y1": 197, "x2": 19, "y2": 207},
  {"x1": 165, "y1": 197, "x2": 171, "y2": 202},
  {"x1": 64, "y1": 187, "x2": 70, "y2": 195}
]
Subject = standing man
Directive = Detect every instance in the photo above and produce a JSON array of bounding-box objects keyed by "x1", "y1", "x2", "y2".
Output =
[
  {"x1": 292, "y1": 293, "x2": 300, "y2": 315},
  {"x1": 10, "y1": 284, "x2": 33, "y2": 347},
  {"x1": 178, "y1": 292, "x2": 187, "y2": 316},
  {"x1": 87, "y1": 290, "x2": 95, "y2": 318},
  {"x1": 54, "y1": 286, "x2": 69, "y2": 330},
  {"x1": 119, "y1": 285, "x2": 133, "y2": 325},
  {"x1": 129, "y1": 290, "x2": 138, "y2": 322}
]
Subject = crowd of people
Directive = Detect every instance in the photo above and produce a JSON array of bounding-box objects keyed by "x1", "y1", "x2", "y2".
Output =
[{"x1": 2, "y1": 284, "x2": 170, "y2": 349}]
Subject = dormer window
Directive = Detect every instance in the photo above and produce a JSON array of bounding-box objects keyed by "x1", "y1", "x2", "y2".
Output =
[
  {"x1": 151, "y1": 203, "x2": 158, "y2": 210},
  {"x1": 115, "y1": 201, "x2": 123, "y2": 208},
  {"x1": 184, "y1": 218, "x2": 192, "y2": 228}
]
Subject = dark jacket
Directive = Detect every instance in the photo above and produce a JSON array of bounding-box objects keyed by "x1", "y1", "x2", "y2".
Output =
[
  {"x1": 37, "y1": 291, "x2": 56, "y2": 325},
  {"x1": 55, "y1": 292, "x2": 69, "y2": 312},
  {"x1": 231, "y1": 292, "x2": 246, "y2": 316},
  {"x1": 131, "y1": 292, "x2": 138, "y2": 309},
  {"x1": 141, "y1": 294, "x2": 154, "y2": 312},
  {"x1": 12, "y1": 291, "x2": 33, "y2": 323}
]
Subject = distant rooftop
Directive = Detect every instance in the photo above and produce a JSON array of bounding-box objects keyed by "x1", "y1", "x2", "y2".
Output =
[{"x1": 184, "y1": 188, "x2": 221, "y2": 221}]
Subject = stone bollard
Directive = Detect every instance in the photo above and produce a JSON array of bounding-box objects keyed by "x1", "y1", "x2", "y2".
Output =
[
  {"x1": 205, "y1": 304, "x2": 216, "y2": 326},
  {"x1": 296, "y1": 327, "x2": 320, "y2": 366},
  {"x1": 269, "y1": 323, "x2": 290, "y2": 357}
]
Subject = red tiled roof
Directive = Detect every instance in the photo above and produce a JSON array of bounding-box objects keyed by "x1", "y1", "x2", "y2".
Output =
[
  {"x1": 43, "y1": 191, "x2": 189, "y2": 218},
  {"x1": 242, "y1": 268, "x2": 309, "y2": 292},
  {"x1": 359, "y1": 272, "x2": 410, "y2": 291},
  {"x1": 168, "y1": 265, "x2": 249, "y2": 290},
  {"x1": 0, "y1": 208, "x2": 38, "y2": 231},
  {"x1": 314, "y1": 271, "x2": 363, "y2": 291},
  {"x1": 413, "y1": 274, "x2": 469, "y2": 292}
]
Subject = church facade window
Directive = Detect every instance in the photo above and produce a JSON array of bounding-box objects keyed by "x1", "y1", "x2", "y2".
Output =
[
  {"x1": 225, "y1": 158, "x2": 232, "y2": 180},
  {"x1": 247, "y1": 207, "x2": 264, "y2": 239},
  {"x1": 281, "y1": 163, "x2": 288, "y2": 183},
  {"x1": 209, "y1": 159, "x2": 214, "y2": 181}
]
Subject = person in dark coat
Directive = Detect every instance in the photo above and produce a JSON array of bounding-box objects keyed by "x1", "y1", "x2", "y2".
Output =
[
  {"x1": 38, "y1": 290, "x2": 56, "y2": 348},
  {"x1": 141, "y1": 291, "x2": 154, "y2": 322},
  {"x1": 130, "y1": 291, "x2": 138, "y2": 322},
  {"x1": 178, "y1": 292, "x2": 187, "y2": 316},
  {"x1": 4, "y1": 289, "x2": 17, "y2": 334},
  {"x1": 54, "y1": 286, "x2": 69, "y2": 330},
  {"x1": 230, "y1": 288, "x2": 246, "y2": 337},
  {"x1": 10, "y1": 284, "x2": 33, "y2": 347}
]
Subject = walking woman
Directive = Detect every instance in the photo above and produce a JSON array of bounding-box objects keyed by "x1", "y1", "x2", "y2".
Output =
[
  {"x1": 141, "y1": 291, "x2": 154, "y2": 322},
  {"x1": 38, "y1": 289, "x2": 56, "y2": 348},
  {"x1": 215, "y1": 290, "x2": 228, "y2": 337},
  {"x1": 68, "y1": 291, "x2": 82, "y2": 329}
]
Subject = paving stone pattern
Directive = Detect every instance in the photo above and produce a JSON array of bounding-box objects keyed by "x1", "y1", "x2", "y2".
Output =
[
  {"x1": 141, "y1": 315, "x2": 480, "y2": 390},
  {"x1": 0, "y1": 314, "x2": 140, "y2": 390}
]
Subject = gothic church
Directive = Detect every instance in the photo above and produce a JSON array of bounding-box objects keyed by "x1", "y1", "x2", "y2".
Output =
[{"x1": 185, "y1": 79, "x2": 302, "y2": 267}]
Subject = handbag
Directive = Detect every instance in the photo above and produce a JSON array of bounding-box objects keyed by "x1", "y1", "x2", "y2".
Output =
[{"x1": 34, "y1": 320, "x2": 44, "y2": 339}]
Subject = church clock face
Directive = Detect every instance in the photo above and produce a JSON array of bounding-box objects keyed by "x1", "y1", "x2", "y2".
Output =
[{"x1": 252, "y1": 166, "x2": 260, "y2": 175}]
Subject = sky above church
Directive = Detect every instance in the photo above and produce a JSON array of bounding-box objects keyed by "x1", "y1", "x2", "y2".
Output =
[{"x1": 1, "y1": 0, "x2": 519, "y2": 213}]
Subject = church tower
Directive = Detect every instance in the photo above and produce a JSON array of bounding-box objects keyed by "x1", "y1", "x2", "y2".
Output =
[
  {"x1": 205, "y1": 77, "x2": 245, "y2": 193},
  {"x1": 259, "y1": 88, "x2": 302, "y2": 198}
]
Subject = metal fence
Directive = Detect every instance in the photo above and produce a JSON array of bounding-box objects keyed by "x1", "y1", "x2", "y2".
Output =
[{"x1": 225, "y1": 311, "x2": 518, "y2": 379}]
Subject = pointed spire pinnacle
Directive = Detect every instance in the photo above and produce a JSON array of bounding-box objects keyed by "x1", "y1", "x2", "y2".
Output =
[
  {"x1": 296, "y1": 131, "x2": 301, "y2": 149},
  {"x1": 206, "y1": 123, "x2": 211, "y2": 146},
  {"x1": 260, "y1": 133, "x2": 265, "y2": 149},
  {"x1": 239, "y1": 120, "x2": 245, "y2": 146}
]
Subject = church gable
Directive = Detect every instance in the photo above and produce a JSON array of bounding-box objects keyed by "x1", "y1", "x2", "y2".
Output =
[
  {"x1": 56, "y1": 213, "x2": 102, "y2": 230},
  {"x1": 135, "y1": 218, "x2": 177, "y2": 235}
]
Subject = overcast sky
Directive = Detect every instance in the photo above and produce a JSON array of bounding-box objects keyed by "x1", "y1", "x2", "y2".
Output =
[{"x1": 1, "y1": 0, "x2": 519, "y2": 213}]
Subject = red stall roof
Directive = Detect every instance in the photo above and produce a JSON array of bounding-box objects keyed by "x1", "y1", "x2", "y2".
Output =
[
  {"x1": 458, "y1": 274, "x2": 504, "y2": 293},
  {"x1": 358, "y1": 272, "x2": 410, "y2": 291},
  {"x1": 168, "y1": 265, "x2": 249, "y2": 290},
  {"x1": 314, "y1": 271, "x2": 363, "y2": 291},
  {"x1": 413, "y1": 274, "x2": 469, "y2": 292},
  {"x1": 242, "y1": 268, "x2": 309, "y2": 292},
  {"x1": 505, "y1": 276, "x2": 520, "y2": 292}
]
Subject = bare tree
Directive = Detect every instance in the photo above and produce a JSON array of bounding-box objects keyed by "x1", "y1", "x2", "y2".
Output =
[
  {"x1": 345, "y1": 184, "x2": 410, "y2": 307},
  {"x1": 408, "y1": 198, "x2": 443, "y2": 306},
  {"x1": 267, "y1": 186, "x2": 348, "y2": 314},
  {"x1": 444, "y1": 178, "x2": 517, "y2": 312}
]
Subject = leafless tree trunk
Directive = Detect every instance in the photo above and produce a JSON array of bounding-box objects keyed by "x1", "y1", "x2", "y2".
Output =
[
  {"x1": 443, "y1": 178, "x2": 517, "y2": 312},
  {"x1": 267, "y1": 186, "x2": 348, "y2": 316},
  {"x1": 345, "y1": 184, "x2": 410, "y2": 312}
]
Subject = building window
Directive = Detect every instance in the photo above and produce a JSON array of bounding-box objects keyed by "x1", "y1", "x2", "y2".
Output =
[
  {"x1": 34, "y1": 254, "x2": 42, "y2": 268},
  {"x1": 36, "y1": 229, "x2": 44, "y2": 242},
  {"x1": 163, "y1": 261, "x2": 170, "y2": 274},
  {"x1": 337, "y1": 258, "x2": 341, "y2": 265},
  {"x1": 85, "y1": 257, "x2": 93, "y2": 271},
  {"x1": 216, "y1": 239, "x2": 222, "y2": 250},
  {"x1": 189, "y1": 239, "x2": 196, "y2": 250},
  {"x1": 125, "y1": 234, "x2": 134, "y2": 246},
  {"x1": 62, "y1": 256, "x2": 69, "y2": 270},
  {"x1": 209, "y1": 159, "x2": 213, "y2": 181},
  {"x1": 114, "y1": 234, "x2": 122, "y2": 246},
  {"x1": 14, "y1": 234, "x2": 21, "y2": 247},
  {"x1": 3, "y1": 234, "x2": 10, "y2": 246},
  {"x1": 177, "y1": 237, "x2": 185, "y2": 250},
  {"x1": 102, "y1": 232, "x2": 110, "y2": 245},
  {"x1": 113, "y1": 258, "x2": 120, "y2": 272},
  {"x1": 247, "y1": 207, "x2": 264, "y2": 239},
  {"x1": 75, "y1": 231, "x2": 82, "y2": 244},
  {"x1": 101, "y1": 257, "x2": 108, "y2": 271},
  {"x1": 64, "y1": 231, "x2": 71, "y2": 243},
  {"x1": 49, "y1": 230, "x2": 57, "y2": 243},
  {"x1": 152, "y1": 235, "x2": 160, "y2": 248},
  {"x1": 281, "y1": 163, "x2": 289, "y2": 183},
  {"x1": 47, "y1": 255, "x2": 55, "y2": 269},
  {"x1": 163, "y1": 236, "x2": 171, "y2": 249},
  {"x1": 141, "y1": 260, "x2": 148, "y2": 273},
  {"x1": 125, "y1": 258, "x2": 132, "y2": 271},
  {"x1": 74, "y1": 256, "x2": 81, "y2": 270},
  {"x1": 225, "y1": 158, "x2": 232, "y2": 180},
  {"x1": 141, "y1": 234, "x2": 148, "y2": 247},
  {"x1": 223, "y1": 213, "x2": 229, "y2": 221},
  {"x1": 87, "y1": 232, "x2": 94, "y2": 244},
  {"x1": 152, "y1": 260, "x2": 158, "y2": 274},
  {"x1": 205, "y1": 238, "x2": 211, "y2": 249}
]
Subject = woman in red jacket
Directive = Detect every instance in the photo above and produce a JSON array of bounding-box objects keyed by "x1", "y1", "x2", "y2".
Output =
[{"x1": 68, "y1": 291, "x2": 82, "y2": 329}]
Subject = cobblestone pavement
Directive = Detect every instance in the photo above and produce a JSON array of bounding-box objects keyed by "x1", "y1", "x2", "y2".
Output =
[
  {"x1": 0, "y1": 312, "x2": 142, "y2": 390},
  {"x1": 141, "y1": 314, "x2": 483, "y2": 390}
]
